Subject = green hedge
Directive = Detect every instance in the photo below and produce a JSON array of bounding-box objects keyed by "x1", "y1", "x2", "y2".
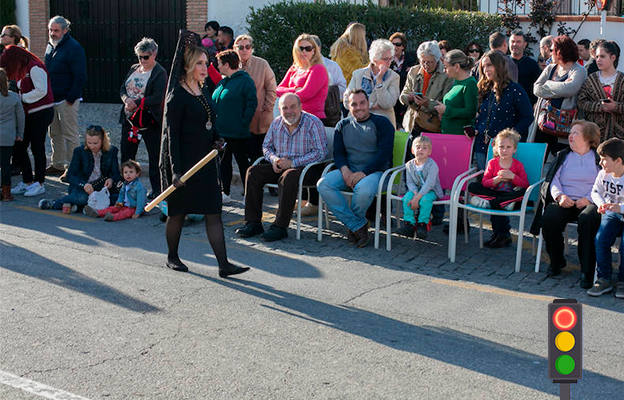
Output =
[
  {"x1": 0, "y1": 0, "x2": 16, "y2": 26},
  {"x1": 247, "y1": 1, "x2": 502, "y2": 80}
]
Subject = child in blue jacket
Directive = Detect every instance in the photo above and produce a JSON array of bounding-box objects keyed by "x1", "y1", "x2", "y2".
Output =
[{"x1": 84, "y1": 160, "x2": 146, "y2": 221}]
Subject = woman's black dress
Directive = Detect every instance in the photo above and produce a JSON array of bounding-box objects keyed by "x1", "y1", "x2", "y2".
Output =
[{"x1": 165, "y1": 84, "x2": 222, "y2": 216}]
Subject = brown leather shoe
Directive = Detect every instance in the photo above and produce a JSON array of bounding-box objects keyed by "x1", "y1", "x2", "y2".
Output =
[{"x1": 354, "y1": 222, "x2": 370, "y2": 248}]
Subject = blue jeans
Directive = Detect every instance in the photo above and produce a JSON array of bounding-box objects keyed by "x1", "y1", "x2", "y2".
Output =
[
  {"x1": 317, "y1": 169, "x2": 382, "y2": 232},
  {"x1": 52, "y1": 185, "x2": 89, "y2": 209},
  {"x1": 595, "y1": 211, "x2": 624, "y2": 282},
  {"x1": 403, "y1": 190, "x2": 436, "y2": 224},
  {"x1": 474, "y1": 151, "x2": 486, "y2": 171}
]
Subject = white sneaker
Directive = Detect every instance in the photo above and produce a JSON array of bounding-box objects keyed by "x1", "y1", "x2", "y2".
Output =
[
  {"x1": 222, "y1": 193, "x2": 233, "y2": 204},
  {"x1": 10, "y1": 181, "x2": 28, "y2": 195},
  {"x1": 470, "y1": 196, "x2": 490, "y2": 208},
  {"x1": 24, "y1": 182, "x2": 45, "y2": 197}
]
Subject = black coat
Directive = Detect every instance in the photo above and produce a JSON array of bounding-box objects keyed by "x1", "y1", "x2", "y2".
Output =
[
  {"x1": 65, "y1": 145, "x2": 122, "y2": 190},
  {"x1": 119, "y1": 62, "x2": 168, "y2": 124},
  {"x1": 530, "y1": 148, "x2": 600, "y2": 235}
]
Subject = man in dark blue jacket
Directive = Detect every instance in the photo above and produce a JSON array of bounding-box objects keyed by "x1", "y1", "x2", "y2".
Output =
[
  {"x1": 44, "y1": 15, "x2": 87, "y2": 176},
  {"x1": 317, "y1": 89, "x2": 394, "y2": 247}
]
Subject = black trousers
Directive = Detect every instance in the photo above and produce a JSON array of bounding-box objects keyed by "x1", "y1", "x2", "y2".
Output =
[
  {"x1": 0, "y1": 146, "x2": 12, "y2": 186},
  {"x1": 247, "y1": 133, "x2": 266, "y2": 162},
  {"x1": 220, "y1": 137, "x2": 251, "y2": 196},
  {"x1": 120, "y1": 121, "x2": 162, "y2": 195},
  {"x1": 541, "y1": 203, "x2": 600, "y2": 277},
  {"x1": 14, "y1": 107, "x2": 53, "y2": 184}
]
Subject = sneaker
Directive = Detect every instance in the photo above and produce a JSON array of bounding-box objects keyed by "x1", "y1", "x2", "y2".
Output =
[
  {"x1": 10, "y1": 181, "x2": 28, "y2": 195},
  {"x1": 235, "y1": 222, "x2": 264, "y2": 238},
  {"x1": 261, "y1": 225, "x2": 288, "y2": 242},
  {"x1": 470, "y1": 196, "x2": 490, "y2": 208},
  {"x1": 299, "y1": 203, "x2": 318, "y2": 217},
  {"x1": 615, "y1": 282, "x2": 624, "y2": 299},
  {"x1": 38, "y1": 199, "x2": 52, "y2": 209},
  {"x1": 222, "y1": 193, "x2": 233, "y2": 204},
  {"x1": 24, "y1": 182, "x2": 45, "y2": 197},
  {"x1": 83, "y1": 205, "x2": 100, "y2": 218},
  {"x1": 396, "y1": 222, "x2": 415, "y2": 238},
  {"x1": 587, "y1": 278, "x2": 613, "y2": 297},
  {"x1": 104, "y1": 212, "x2": 114, "y2": 221},
  {"x1": 415, "y1": 223, "x2": 428, "y2": 239}
]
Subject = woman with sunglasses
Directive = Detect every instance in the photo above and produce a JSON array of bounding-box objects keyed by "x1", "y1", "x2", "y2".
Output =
[
  {"x1": 234, "y1": 34, "x2": 277, "y2": 161},
  {"x1": 389, "y1": 32, "x2": 417, "y2": 127},
  {"x1": 0, "y1": 45, "x2": 54, "y2": 197},
  {"x1": 346, "y1": 39, "x2": 400, "y2": 128},
  {"x1": 578, "y1": 40, "x2": 624, "y2": 141},
  {"x1": 119, "y1": 37, "x2": 167, "y2": 200},
  {"x1": 1, "y1": 25, "x2": 29, "y2": 49},
  {"x1": 464, "y1": 42, "x2": 483, "y2": 63},
  {"x1": 276, "y1": 34, "x2": 328, "y2": 119}
]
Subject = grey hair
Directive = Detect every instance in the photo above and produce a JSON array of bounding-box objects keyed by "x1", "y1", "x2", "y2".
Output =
[
  {"x1": 49, "y1": 15, "x2": 70, "y2": 30},
  {"x1": 417, "y1": 40, "x2": 442, "y2": 62},
  {"x1": 368, "y1": 39, "x2": 394, "y2": 62},
  {"x1": 540, "y1": 35, "x2": 553, "y2": 48},
  {"x1": 134, "y1": 37, "x2": 158, "y2": 55},
  {"x1": 279, "y1": 92, "x2": 301, "y2": 106}
]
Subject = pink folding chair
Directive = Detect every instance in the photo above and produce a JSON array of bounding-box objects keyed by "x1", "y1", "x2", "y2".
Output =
[{"x1": 384, "y1": 133, "x2": 474, "y2": 251}]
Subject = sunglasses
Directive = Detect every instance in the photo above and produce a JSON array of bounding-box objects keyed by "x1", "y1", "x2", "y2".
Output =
[
  {"x1": 137, "y1": 55, "x2": 151, "y2": 60},
  {"x1": 468, "y1": 48, "x2": 480, "y2": 53},
  {"x1": 392, "y1": 42, "x2": 403, "y2": 47},
  {"x1": 237, "y1": 44, "x2": 252, "y2": 50},
  {"x1": 299, "y1": 45, "x2": 314, "y2": 53},
  {"x1": 0, "y1": 33, "x2": 11, "y2": 38}
]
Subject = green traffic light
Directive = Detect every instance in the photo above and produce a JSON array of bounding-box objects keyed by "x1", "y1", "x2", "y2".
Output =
[{"x1": 555, "y1": 355, "x2": 576, "y2": 375}]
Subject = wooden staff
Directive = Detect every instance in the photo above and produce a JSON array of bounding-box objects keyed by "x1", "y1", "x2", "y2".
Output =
[{"x1": 144, "y1": 149, "x2": 218, "y2": 212}]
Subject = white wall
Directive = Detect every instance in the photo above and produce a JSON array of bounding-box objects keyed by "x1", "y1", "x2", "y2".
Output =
[{"x1": 15, "y1": 0, "x2": 29, "y2": 37}]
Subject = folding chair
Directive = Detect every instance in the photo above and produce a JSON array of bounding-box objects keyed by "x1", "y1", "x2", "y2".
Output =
[
  {"x1": 252, "y1": 126, "x2": 334, "y2": 240},
  {"x1": 384, "y1": 133, "x2": 475, "y2": 251},
  {"x1": 448, "y1": 142, "x2": 548, "y2": 272},
  {"x1": 317, "y1": 130, "x2": 410, "y2": 248}
]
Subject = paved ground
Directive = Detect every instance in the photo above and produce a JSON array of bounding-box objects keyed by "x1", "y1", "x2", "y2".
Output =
[{"x1": 1, "y1": 103, "x2": 622, "y2": 399}]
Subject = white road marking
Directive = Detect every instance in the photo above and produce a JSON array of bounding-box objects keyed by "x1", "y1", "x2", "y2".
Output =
[{"x1": 0, "y1": 370, "x2": 91, "y2": 400}]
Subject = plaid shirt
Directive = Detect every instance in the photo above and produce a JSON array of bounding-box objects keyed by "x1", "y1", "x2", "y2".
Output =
[{"x1": 263, "y1": 112, "x2": 328, "y2": 168}]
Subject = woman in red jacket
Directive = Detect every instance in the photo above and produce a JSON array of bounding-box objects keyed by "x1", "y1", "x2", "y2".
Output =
[{"x1": 0, "y1": 45, "x2": 54, "y2": 197}]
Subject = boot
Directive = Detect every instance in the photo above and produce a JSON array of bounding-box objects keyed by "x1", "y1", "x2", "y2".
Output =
[{"x1": 1, "y1": 185, "x2": 14, "y2": 201}]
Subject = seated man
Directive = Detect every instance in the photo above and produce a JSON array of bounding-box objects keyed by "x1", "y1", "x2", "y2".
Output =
[
  {"x1": 317, "y1": 89, "x2": 394, "y2": 247},
  {"x1": 236, "y1": 93, "x2": 328, "y2": 241}
]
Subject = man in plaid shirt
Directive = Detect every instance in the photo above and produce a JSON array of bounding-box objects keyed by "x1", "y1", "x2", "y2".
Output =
[{"x1": 236, "y1": 93, "x2": 328, "y2": 242}]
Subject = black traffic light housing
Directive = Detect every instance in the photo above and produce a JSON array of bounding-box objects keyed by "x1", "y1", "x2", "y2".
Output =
[{"x1": 548, "y1": 299, "x2": 582, "y2": 382}]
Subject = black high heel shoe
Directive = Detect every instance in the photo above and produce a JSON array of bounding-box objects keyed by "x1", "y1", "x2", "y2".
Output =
[
  {"x1": 166, "y1": 256, "x2": 189, "y2": 272},
  {"x1": 219, "y1": 263, "x2": 250, "y2": 278}
]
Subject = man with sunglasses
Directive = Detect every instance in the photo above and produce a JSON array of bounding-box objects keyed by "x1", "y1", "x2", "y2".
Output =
[
  {"x1": 509, "y1": 30, "x2": 541, "y2": 105},
  {"x1": 44, "y1": 15, "x2": 87, "y2": 177}
]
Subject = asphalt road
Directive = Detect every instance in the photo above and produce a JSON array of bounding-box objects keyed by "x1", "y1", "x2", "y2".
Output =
[{"x1": 1, "y1": 189, "x2": 623, "y2": 400}]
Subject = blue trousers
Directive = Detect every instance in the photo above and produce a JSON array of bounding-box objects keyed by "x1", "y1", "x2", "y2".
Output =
[
  {"x1": 595, "y1": 211, "x2": 624, "y2": 282},
  {"x1": 52, "y1": 185, "x2": 89, "y2": 209},
  {"x1": 317, "y1": 169, "x2": 382, "y2": 232}
]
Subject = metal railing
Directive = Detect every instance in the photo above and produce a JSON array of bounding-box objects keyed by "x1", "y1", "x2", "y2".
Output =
[{"x1": 485, "y1": 0, "x2": 623, "y2": 16}]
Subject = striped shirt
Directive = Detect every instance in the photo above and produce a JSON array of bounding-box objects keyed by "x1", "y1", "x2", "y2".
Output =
[{"x1": 263, "y1": 112, "x2": 328, "y2": 168}]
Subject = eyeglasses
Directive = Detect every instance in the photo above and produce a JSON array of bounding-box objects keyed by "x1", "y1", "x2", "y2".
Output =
[
  {"x1": 299, "y1": 46, "x2": 314, "y2": 53},
  {"x1": 392, "y1": 42, "x2": 403, "y2": 47},
  {"x1": 468, "y1": 48, "x2": 480, "y2": 53},
  {"x1": 137, "y1": 55, "x2": 151, "y2": 60},
  {"x1": 237, "y1": 44, "x2": 252, "y2": 50}
]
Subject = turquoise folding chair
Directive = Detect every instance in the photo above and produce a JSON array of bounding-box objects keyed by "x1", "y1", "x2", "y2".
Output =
[
  {"x1": 384, "y1": 133, "x2": 475, "y2": 251},
  {"x1": 448, "y1": 142, "x2": 547, "y2": 272},
  {"x1": 318, "y1": 130, "x2": 410, "y2": 248}
]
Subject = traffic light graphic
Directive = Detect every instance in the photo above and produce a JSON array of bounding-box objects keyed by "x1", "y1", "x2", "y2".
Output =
[{"x1": 548, "y1": 299, "x2": 582, "y2": 382}]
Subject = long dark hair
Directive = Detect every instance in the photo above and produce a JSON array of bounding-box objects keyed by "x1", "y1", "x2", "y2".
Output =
[
  {"x1": 477, "y1": 50, "x2": 510, "y2": 102},
  {"x1": 0, "y1": 67, "x2": 8, "y2": 96}
]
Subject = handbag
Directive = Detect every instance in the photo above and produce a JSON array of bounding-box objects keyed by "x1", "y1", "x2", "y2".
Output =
[
  {"x1": 537, "y1": 100, "x2": 577, "y2": 138},
  {"x1": 322, "y1": 85, "x2": 341, "y2": 127},
  {"x1": 414, "y1": 107, "x2": 441, "y2": 133},
  {"x1": 127, "y1": 98, "x2": 157, "y2": 143},
  {"x1": 87, "y1": 187, "x2": 111, "y2": 210}
]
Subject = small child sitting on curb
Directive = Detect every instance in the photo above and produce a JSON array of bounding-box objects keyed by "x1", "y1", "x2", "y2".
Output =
[
  {"x1": 397, "y1": 135, "x2": 443, "y2": 239},
  {"x1": 84, "y1": 160, "x2": 146, "y2": 221}
]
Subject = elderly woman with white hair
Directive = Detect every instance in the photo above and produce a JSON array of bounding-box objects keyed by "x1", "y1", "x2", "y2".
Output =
[
  {"x1": 399, "y1": 40, "x2": 454, "y2": 135},
  {"x1": 345, "y1": 39, "x2": 400, "y2": 128},
  {"x1": 119, "y1": 37, "x2": 167, "y2": 199}
]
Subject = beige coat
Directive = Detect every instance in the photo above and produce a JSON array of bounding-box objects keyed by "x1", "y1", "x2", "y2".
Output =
[
  {"x1": 399, "y1": 62, "x2": 454, "y2": 132},
  {"x1": 242, "y1": 55, "x2": 277, "y2": 134},
  {"x1": 345, "y1": 65, "x2": 400, "y2": 128}
]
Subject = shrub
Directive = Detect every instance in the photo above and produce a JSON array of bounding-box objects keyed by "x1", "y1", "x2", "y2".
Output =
[{"x1": 247, "y1": 0, "x2": 502, "y2": 80}]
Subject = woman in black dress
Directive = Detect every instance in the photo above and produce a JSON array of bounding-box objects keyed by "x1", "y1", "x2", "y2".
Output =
[{"x1": 160, "y1": 32, "x2": 248, "y2": 277}]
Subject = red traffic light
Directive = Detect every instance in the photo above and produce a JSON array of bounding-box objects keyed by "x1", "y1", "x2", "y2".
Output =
[{"x1": 553, "y1": 306, "x2": 577, "y2": 331}]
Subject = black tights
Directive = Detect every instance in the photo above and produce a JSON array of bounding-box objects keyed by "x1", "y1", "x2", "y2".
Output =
[{"x1": 166, "y1": 213, "x2": 232, "y2": 267}]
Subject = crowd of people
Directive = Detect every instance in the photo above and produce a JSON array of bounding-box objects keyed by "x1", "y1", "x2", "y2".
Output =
[{"x1": 1, "y1": 17, "x2": 623, "y2": 296}]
